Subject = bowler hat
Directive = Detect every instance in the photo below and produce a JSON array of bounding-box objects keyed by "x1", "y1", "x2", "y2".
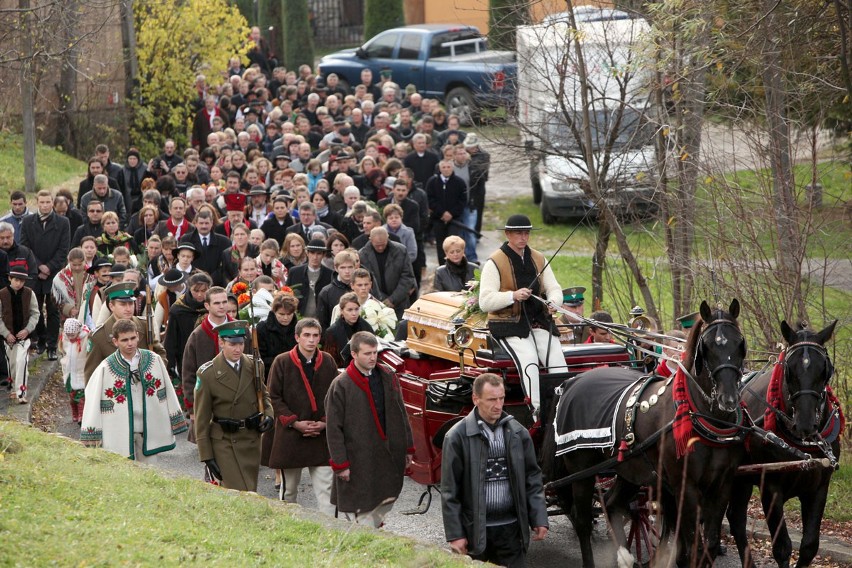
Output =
[{"x1": 503, "y1": 214, "x2": 539, "y2": 232}]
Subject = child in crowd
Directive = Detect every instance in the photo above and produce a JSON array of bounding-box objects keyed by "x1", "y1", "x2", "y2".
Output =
[
  {"x1": 112, "y1": 245, "x2": 136, "y2": 269},
  {"x1": 60, "y1": 318, "x2": 90, "y2": 423},
  {"x1": 0, "y1": 261, "x2": 40, "y2": 403},
  {"x1": 256, "y1": 238, "x2": 287, "y2": 288}
]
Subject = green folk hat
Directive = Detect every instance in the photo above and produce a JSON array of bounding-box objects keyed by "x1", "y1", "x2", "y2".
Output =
[
  {"x1": 106, "y1": 281, "x2": 137, "y2": 303},
  {"x1": 677, "y1": 311, "x2": 700, "y2": 330},
  {"x1": 562, "y1": 286, "x2": 586, "y2": 306},
  {"x1": 217, "y1": 320, "x2": 249, "y2": 342}
]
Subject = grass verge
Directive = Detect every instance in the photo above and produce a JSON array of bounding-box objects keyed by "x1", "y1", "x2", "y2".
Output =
[
  {"x1": 823, "y1": 448, "x2": 852, "y2": 522},
  {"x1": 0, "y1": 132, "x2": 86, "y2": 201},
  {"x1": 0, "y1": 420, "x2": 465, "y2": 567}
]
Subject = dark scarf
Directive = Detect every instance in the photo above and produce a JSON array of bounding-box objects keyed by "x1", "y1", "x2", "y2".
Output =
[{"x1": 446, "y1": 257, "x2": 469, "y2": 284}]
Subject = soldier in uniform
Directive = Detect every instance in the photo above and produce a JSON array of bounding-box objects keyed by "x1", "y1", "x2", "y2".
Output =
[
  {"x1": 85, "y1": 282, "x2": 167, "y2": 383},
  {"x1": 193, "y1": 320, "x2": 274, "y2": 491},
  {"x1": 557, "y1": 286, "x2": 585, "y2": 345}
]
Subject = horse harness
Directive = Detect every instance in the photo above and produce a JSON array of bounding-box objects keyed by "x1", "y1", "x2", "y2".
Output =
[{"x1": 773, "y1": 340, "x2": 841, "y2": 464}]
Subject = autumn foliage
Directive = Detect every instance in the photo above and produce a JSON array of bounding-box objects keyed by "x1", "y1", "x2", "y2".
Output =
[{"x1": 131, "y1": 0, "x2": 249, "y2": 155}]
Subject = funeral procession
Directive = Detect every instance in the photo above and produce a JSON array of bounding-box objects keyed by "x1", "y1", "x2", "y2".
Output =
[{"x1": 2, "y1": 2, "x2": 850, "y2": 567}]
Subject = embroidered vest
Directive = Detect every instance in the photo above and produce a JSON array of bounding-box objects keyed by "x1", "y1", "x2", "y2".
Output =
[{"x1": 0, "y1": 287, "x2": 33, "y2": 334}]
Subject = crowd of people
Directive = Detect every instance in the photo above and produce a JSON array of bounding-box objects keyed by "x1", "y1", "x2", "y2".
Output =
[{"x1": 0, "y1": 41, "x2": 711, "y2": 562}]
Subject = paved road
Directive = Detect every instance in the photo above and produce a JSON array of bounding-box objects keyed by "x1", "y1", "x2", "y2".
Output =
[{"x1": 52, "y1": 398, "x2": 750, "y2": 567}]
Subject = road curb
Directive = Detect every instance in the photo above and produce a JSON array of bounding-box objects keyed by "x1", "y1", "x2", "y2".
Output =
[
  {"x1": 0, "y1": 354, "x2": 60, "y2": 424},
  {"x1": 723, "y1": 519, "x2": 852, "y2": 564}
]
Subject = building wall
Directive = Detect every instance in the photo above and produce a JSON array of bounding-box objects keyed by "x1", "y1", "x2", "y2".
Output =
[
  {"x1": 420, "y1": 0, "x2": 613, "y2": 34},
  {"x1": 0, "y1": 0, "x2": 128, "y2": 153}
]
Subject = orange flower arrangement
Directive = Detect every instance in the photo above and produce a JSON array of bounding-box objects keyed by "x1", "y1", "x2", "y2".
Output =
[
  {"x1": 232, "y1": 282, "x2": 248, "y2": 295},
  {"x1": 237, "y1": 293, "x2": 251, "y2": 306},
  {"x1": 280, "y1": 285, "x2": 294, "y2": 295}
]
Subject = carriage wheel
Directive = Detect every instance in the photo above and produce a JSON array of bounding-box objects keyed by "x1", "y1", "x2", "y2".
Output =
[
  {"x1": 594, "y1": 479, "x2": 664, "y2": 567},
  {"x1": 626, "y1": 489, "x2": 663, "y2": 567}
]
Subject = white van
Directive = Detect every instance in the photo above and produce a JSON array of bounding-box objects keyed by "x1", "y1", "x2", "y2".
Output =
[{"x1": 517, "y1": 10, "x2": 659, "y2": 223}]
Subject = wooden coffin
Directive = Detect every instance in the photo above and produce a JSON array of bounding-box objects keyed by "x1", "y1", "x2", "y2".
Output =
[{"x1": 404, "y1": 292, "x2": 489, "y2": 366}]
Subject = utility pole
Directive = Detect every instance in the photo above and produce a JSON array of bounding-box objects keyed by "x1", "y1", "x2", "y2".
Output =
[{"x1": 20, "y1": 0, "x2": 37, "y2": 193}]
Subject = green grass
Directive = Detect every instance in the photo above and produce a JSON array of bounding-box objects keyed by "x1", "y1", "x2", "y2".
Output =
[
  {"x1": 0, "y1": 420, "x2": 466, "y2": 567},
  {"x1": 823, "y1": 450, "x2": 852, "y2": 522},
  {"x1": 0, "y1": 132, "x2": 86, "y2": 201}
]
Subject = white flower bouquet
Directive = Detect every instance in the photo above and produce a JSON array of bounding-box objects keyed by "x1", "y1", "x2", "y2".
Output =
[{"x1": 361, "y1": 299, "x2": 398, "y2": 340}]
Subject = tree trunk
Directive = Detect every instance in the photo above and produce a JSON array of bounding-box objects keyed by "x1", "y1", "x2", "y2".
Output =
[
  {"x1": 565, "y1": 0, "x2": 657, "y2": 320},
  {"x1": 761, "y1": 0, "x2": 808, "y2": 322},
  {"x1": 20, "y1": 0, "x2": 37, "y2": 193},
  {"x1": 591, "y1": 219, "x2": 611, "y2": 306},
  {"x1": 668, "y1": 4, "x2": 710, "y2": 322},
  {"x1": 56, "y1": 0, "x2": 81, "y2": 155}
]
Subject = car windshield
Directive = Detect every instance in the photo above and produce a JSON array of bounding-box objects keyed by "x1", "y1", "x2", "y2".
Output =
[{"x1": 545, "y1": 107, "x2": 652, "y2": 152}]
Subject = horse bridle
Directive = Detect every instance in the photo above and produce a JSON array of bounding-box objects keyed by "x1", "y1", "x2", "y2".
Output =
[
  {"x1": 783, "y1": 340, "x2": 834, "y2": 423},
  {"x1": 692, "y1": 318, "x2": 746, "y2": 405}
]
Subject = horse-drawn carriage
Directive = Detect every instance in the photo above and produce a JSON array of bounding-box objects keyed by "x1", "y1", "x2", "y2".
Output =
[{"x1": 377, "y1": 292, "x2": 841, "y2": 568}]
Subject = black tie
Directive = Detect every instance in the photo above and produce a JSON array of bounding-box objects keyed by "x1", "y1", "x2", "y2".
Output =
[{"x1": 202, "y1": 236, "x2": 208, "y2": 249}]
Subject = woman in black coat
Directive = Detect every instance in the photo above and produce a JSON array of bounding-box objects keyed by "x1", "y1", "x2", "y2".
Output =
[
  {"x1": 312, "y1": 190, "x2": 342, "y2": 231},
  {"x1": 256, "y1": 294, "x2": 298, "y2": 377},
  {"x1": 322, "y1": 292, "x2": 373, "y2": 367},
  {"x1": 433, "y1": 235, "x2": 478, "y2": 292},
  {"x1": 122, "y1": 148, "x2": 148, "y2": 216}
]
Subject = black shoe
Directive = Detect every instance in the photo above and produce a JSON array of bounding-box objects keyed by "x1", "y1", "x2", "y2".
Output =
[
  {"x1": 47, "y1": 349, "x2": 58, "y2": 361},
  {"x1": 718, "y1": 543, "x2": 727, "y2": 556},
  {"x1": 36, "y1": 345, "x2": 47, "y2": 355}
]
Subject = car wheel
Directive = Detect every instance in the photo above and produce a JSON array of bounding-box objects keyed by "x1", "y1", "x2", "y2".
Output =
[
  {"x1": 531, "y1": 162, "x2": 542, "y2": 205},
  {"x1": 541, "y1": 197, "x2": 557, "y2": 224},
  {"x1": 446, "y1": 87, "x2": 476, "y2": 125}
]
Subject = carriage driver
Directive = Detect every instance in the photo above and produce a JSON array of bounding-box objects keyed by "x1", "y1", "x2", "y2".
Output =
[{"x1": 478, "y1": 214, "x2": 563, "y2": 420}]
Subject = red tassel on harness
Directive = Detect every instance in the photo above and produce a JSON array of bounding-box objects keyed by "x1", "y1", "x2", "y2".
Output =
[
  {"x1": 672, "y1": 367, "x2": 694, "y2": 458},
  {"x1": 617, "y1": 439, "x2": 629, "y2": 462},
  {"x1": 764, "y1": 353, "x2": 785, "y2": 434}
]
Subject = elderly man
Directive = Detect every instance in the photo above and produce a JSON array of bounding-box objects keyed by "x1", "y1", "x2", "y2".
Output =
[
  {"x1": 20, "y1": 190, "x2": 70, "y2": 360},
  {"x1": 358, "y1": 227, "x2": 416, "y2": 320},
  {"x1": 0, "y1": 222, "x2": 37, "y2": 282},
  {"x1": 326, "y1": 331, "x2": 414, "y2": 527},
  {"x1": 80, "y1": 174, "x2": 127, "y2": 228},
  {"x1": 403, "y1": 133, "x2": 440, "y2": 189},
  {"x1": 194, "y1": 320, "x2": 274, "y2": 491},
  {"x1": 478, "y1": 215, "x2": 563, "y2": 419},
  {"x1": 441, "y1": 373, "x2": 548, "y2": 565}
]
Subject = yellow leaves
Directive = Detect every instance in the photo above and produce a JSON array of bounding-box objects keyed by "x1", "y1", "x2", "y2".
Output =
[{"x1": 132, "y1": 0, "x2": 249, "y2": 150}]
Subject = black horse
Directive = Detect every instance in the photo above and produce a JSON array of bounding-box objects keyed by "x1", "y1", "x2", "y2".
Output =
[
  {"x1": 543, "y1": 299, "x2": 747, "y2": 567},
  {"x1": 727, "y1": 320, "x2": 840, "y2": 568}
]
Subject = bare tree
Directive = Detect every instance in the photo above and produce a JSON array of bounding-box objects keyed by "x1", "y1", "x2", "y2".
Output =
[{"x1": 517, "y1": 2, "x2": 660, "y2": 320}]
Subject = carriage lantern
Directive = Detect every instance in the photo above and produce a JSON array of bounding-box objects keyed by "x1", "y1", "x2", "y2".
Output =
[{"x1": 446, "y1": 317, "x2": 475, "y2": 374}]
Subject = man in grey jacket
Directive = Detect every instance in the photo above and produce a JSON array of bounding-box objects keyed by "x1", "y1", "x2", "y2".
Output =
[{"x1": 441, "y1": 373, "x2": 548, "y2": 567}]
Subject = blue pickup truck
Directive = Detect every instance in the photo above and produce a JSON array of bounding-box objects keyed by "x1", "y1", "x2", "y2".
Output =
[{"x1": 317, "y1": 24, "x2": 516, "y2": 122}]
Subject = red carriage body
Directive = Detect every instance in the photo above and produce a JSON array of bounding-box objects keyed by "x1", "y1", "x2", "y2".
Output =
[{"x1": 381, "y1": 292, "x2": 633, "y2": 486}]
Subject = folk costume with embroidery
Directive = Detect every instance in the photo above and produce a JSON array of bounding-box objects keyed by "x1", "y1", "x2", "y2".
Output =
[{"x1": 81, "y1": 349, "x2": 188, "y2": 460}]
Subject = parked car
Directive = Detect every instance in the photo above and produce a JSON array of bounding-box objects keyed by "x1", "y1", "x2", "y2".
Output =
[{"x1": 317, "y1": 24, "x2": 517, "y2": 123}]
